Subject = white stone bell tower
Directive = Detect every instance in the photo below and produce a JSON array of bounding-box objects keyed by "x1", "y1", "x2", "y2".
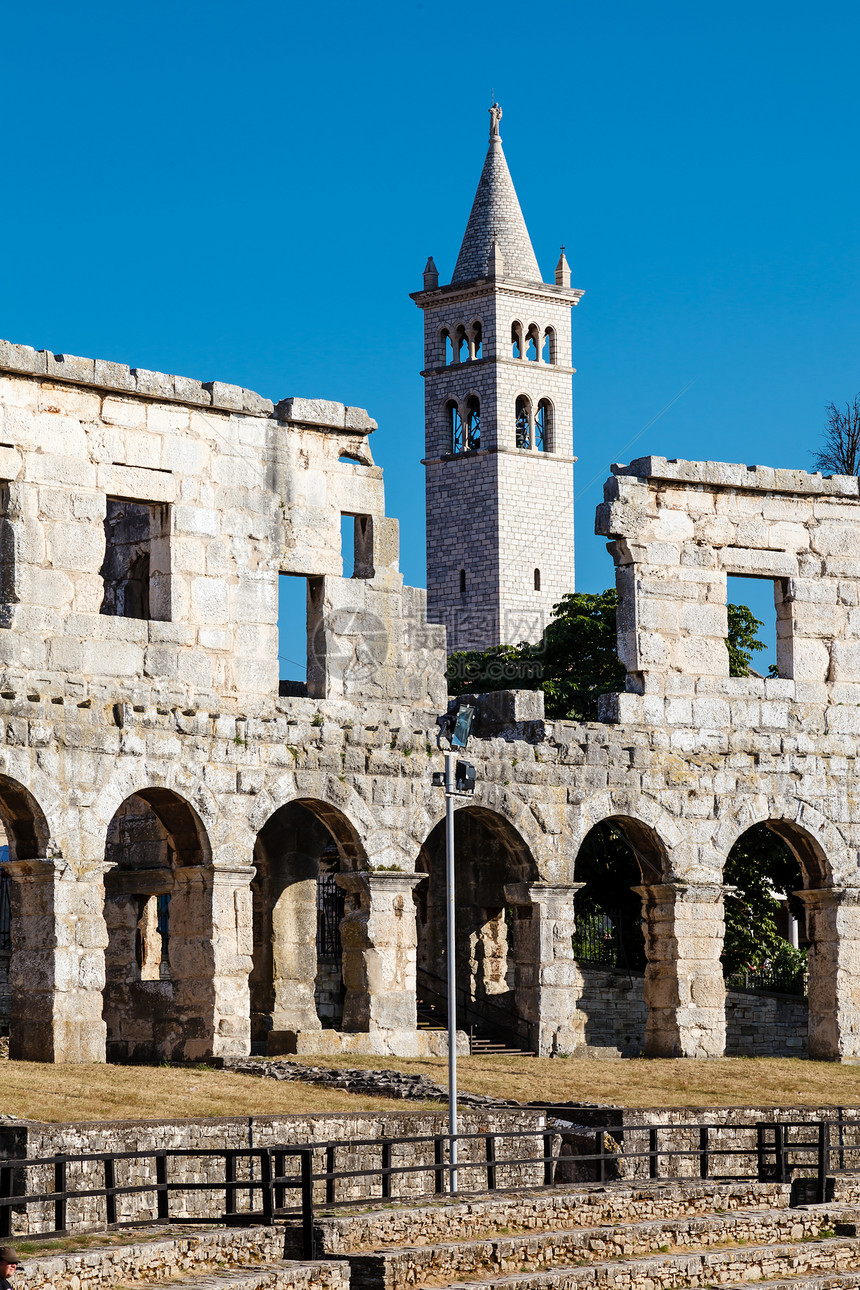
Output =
[{"x1": 412, "y1": 103, "x2": 582, "y2": 653}]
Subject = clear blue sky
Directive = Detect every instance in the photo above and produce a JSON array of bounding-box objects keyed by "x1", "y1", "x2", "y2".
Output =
[{"x1": 2, "y1": 1, "x2": 858, "y2": 676}]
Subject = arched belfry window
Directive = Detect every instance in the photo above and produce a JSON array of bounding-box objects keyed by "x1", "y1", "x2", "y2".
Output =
[
  {"x1": 535, "y1": 399, "x2": 553, "y2": 453},
  {"x1": 534, "y1": 569, "x2": 541, "y2": 591},
  {"x1": 447, "y1": 400, "x2": 465, "y2": 453},
  {"x1": 465, "y1": 396, "x2": 481, "y2": 450},
  {"x1": 526, "y1": 324, "x2": 540, "y2": 361},
  {"x1": 441, "y1": 329, "x2": 453, "y2": 365},
  {"x1": 542, "y1": 327, "x2": 556, "y2": 364},
  {"x1": 511, "y1": 321, "x2": 524, "y2": 359},
  {"x1": 515, "y1": 396, "x2": 531, "y2": 449},
  {"x1": 470, "y1": 321, "x2": 483, "y2": 360},
  {"x1": 455, "y1": 325, "x2": 468, "y2": 363}
]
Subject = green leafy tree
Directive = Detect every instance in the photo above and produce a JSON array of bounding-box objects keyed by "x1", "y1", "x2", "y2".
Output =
[
  {"x1": 723, "y1": 822, "x2": 806, "y2": 987},
  {"x1": 448, "y1": 589, "x2": 771, "y2": 718}
]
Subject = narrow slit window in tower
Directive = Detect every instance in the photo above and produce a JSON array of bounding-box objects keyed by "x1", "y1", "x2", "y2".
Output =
[
  {"x1": 515, "y1": 396, "x2": 531, "y2": 449},
  {"x1": 448, "y1": 401, "x2": 465, "y2": 453},
  {"x1": 535, "y1": 399, "x2": 552, "y2": 453},
  {"x1": 542, "y1": 327, "x2": 556, "y2": 364},
  {"x1": 511, "y1": 322, "x2": 523, "y2": 359},
  {"x1": 465, "y1": 396, "x2": 481, "y2": 450},
  {"x1": 534, "y1": 568, "x2": 541, "y2": 592},
  {"x1": 460, "y1": 569, "x2": 466, "y2": 593}
]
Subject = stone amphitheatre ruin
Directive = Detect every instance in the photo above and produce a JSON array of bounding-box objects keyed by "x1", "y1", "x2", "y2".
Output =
[{"x1": 0, "y1": 108, "x2": 857, "y2": 1068}]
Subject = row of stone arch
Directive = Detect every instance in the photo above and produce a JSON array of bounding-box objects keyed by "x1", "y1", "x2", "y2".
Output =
[
  {"x1": 443, "y1": 396, "x2": 555, "y2": 455},
  {"x1": 0, "y1": 771, "x2": 852, "y2": 1062},
  {"x1": 436, "y1": 322, "x2": 559, "y2": 366}
]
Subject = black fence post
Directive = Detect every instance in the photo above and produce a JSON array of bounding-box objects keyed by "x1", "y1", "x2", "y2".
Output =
[
  {"x1": 775, "y1": 1125, "x2": 786, "y2": 1183},
  {"x1": 649, "y1": 1127, "x2": 659, "y2": 1180},
  {"x1": 259, "y1": 1150, "x2": 274, "y2": 1222},
  {"x1": 818, "y1": 1122, "x2": 830, "y2": 1204},
  {"x1": 699, "y1": 1126, "x2": 709, "y2": 1179},
  {"x1": 224, "y1": 1150, "x2": 236, "y2": 1217},
  {"x1": 325, "y1": 1145, "x2": 335, "y2": 1206},
  {"x1": 54, "y1": 1152, "x2": 67, "y2": 1233},
  {"x1": 485, "y1": 1135, "x2": 497, "y2": 1191},
  {"x1": 274, "y1": 1150, "x2": 285, "y2": 1212},
  {"x1": 300, "y1": 1148, "x2": 315, "y2": 1259},
  {"x1": 434, "y1": 1137, "x2": 445, "y2": 1194},
  {"x1": 104, "y1": 1156, "x2": 117, "y2": 1226},
  {"x1": 155, "y1": 1151, "x2": 169, "y2": 1221},
  {"x1": 381, "y1": 1142, "x2": 392, "y2": 1201},
  {"x1": 0, "y1": 1165, "x2": 11, "y2": 1240}
]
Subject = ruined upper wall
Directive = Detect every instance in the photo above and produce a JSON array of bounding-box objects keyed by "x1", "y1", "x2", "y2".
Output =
[
  {"x1": 596, "y1": 454, "x2": 860, "y2": 718},
  {"x1": 0, "y1": 339, "x2": 446, "y2": 713}
]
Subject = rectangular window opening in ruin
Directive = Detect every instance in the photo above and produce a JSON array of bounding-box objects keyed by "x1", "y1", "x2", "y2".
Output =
[
  {"x1": 726, "y1": 574, "x2": 788, "y2": 678},
  {"x1": 0, "y1": 483, "x2": 17, "y2": 627},
  {"x1": 341, "y1": 513, "x2": 374, "y2": 579},
  {"x1": 100, "y1": 498, "x2": 170, "y2": 621},
  {"x1": 278, "y1": 572, "x2": 311, "y2": 698}
]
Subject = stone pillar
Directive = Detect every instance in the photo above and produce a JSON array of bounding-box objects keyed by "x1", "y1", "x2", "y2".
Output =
[
  {"x1": 209, "y1": 865, "x2": 255, "y2": 1058},
  {"x1": 796, "y1": 887, "x2": 860, "y2": 1061},
  {"x1": 506, "y1": 881, "x2": 582, "y2": 1056},
  {"x1": 634, "y1": 881, "x2": 727, "y2": 1058},
  {"x1": 6, "y1": 858, "x2": 108, "y2": 1063},
  {"x1": 337, "y1": 872, "x2": 424, "y2": 1033}
]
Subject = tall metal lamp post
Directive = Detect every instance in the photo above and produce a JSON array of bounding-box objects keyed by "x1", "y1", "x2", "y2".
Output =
[{"x1": 431, "y1": 702, "x2": 476, "y2": 1193}]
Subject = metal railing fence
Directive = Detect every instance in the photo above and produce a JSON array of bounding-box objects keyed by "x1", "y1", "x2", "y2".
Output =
[{"x1": 0, "y1": 1118, "x2": 856, "y2": 1259}]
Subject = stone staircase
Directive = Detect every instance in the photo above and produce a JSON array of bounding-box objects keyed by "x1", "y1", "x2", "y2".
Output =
[
  {"x1": 16, "y1": 1223, "x2": 346, "y2": 1290},
  {"x1": 295, "y1": 1178, "x2": 860, "y2": 1290}
]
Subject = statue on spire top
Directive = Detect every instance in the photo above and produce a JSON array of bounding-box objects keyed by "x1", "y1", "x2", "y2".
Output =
[{"x1": 489, "y1": 102, "x2": 502, "y2": 139}]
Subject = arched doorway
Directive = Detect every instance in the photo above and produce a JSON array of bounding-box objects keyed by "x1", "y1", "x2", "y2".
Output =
[
  {"x1": 571, "y1": 820, "x2": 650, "y2": 1055},
  {"x1": 102, "y1": 788, "x2": 212, "y2": 1062},
  {"x1": 415, "y1": 807, "x2": 539, "y2": 1050},
  {"x1": 250, "y1": 800, "x2": 364, "y2": 1050}
]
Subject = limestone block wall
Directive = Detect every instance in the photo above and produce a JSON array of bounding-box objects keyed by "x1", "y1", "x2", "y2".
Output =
[
  {"x1": 571, "y1": 965, "x2": 808, "y2": 1059},
  {"x1": 0, "y1": 340, "x2": 446, "y2": 713},
  {"x1": 596, "y1": 455, "x2": 860, "y2": 705}
]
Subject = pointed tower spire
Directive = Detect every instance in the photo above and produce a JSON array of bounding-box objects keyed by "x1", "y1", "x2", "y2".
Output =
[
  {"x1": 423, "y1": 256, "x2": 439, "y2": 290},
  {"x1": 555, "y1": 246, "x2": 571, "y2": 288},
  {"x1": 450, "y1": 104, "x2": 542, "y2": 284}
]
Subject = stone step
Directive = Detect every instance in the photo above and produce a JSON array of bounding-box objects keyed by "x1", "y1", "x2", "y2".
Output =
[
  {"x1": 724, "y1": 1275, "x2": 860, "y2": 1290},
  {"x1": 17, "y1": 1225, "x2": 346, "y2": 1290},
  {"x1": 345, "y1": 1203, "x2": 856, "y2": 1290},
  {"x1": 308, "y1": 1179, "x2": 793, "y2": 1255},
  {"x1": 138, "y1": 1263, "x2": 347, "y2": 1290},
  {"x1": 434, "y1": 1235, "x2": 860, "y2": 1290}
]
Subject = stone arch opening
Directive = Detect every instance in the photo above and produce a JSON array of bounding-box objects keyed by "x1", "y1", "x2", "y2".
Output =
[
  {"x1": 415, "y1": 806, "x2": 539, "y2": 1050},
  {"x1": 0, "y1": 778, "x2": 52, "y2": 1057},
  {"x1": 102, "y1": 788, "x2": 212, "y2": 1062},
  {"x1": 723, "y1": 819, "x2": 828, "y2": 1059},
  {"x1": 570, "y1": 816, "x2": 666, "y2": 1056},
  {"x1": 250, "y1": 799, "x2": 366, "y2": 1052}
]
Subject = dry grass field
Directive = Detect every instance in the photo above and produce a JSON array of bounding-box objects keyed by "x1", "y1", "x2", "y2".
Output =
[
  {"x1": 0, "y1": 1061, "x2": 419, "y2": 1122},
  {"x1": 2, "y1": 1054, "x2": 860, "y2": 1122},
  {"x1": 290, "y1": 1053, "x2": 860, "y2": 1108}
]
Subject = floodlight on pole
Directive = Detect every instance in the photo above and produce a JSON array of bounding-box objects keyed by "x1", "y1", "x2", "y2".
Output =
[{"x1": 432, "y1": 700, "x2": 476, "y2": 1194}]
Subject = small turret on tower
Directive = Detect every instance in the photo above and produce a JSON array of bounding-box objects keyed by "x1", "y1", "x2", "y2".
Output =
[
  {"x1": 411, "y1": 107, "x2": 584, "y2": 652},
  {"x1": 423, "y1": 256, "x2": 439, "y2": 291}
]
